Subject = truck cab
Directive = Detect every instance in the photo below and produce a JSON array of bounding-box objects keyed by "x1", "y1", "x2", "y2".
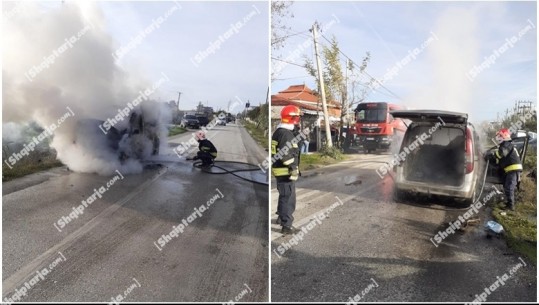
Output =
[{"x1": 354, "y1": 102, "x2": 407, "y2": 153}]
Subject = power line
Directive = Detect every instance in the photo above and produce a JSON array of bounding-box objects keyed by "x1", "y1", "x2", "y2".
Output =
[
  {"x1": 273, "y1": 75, "x2": 311, "y2": 81},
  {"x1": 318, "y1": 32, "x2": 403, "y2": 101},
  {"x1": 271, "y1": 56, "x2": 306, "y2": 68},
  {"x1": 272, "y1": 30, "x2": 311, "y2": 45}
]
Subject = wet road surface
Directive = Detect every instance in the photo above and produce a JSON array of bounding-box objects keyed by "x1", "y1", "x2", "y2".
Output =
[
  {"x1": 3, "y1": 123, "x2": 268, "y2": 302},
  {"x1": 271, "y1": 152, "x2": 536, "y2": 302}
]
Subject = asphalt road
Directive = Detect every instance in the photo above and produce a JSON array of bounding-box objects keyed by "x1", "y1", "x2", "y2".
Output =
[
  {"x1": 3, "y1": 123, "x2": 268, "y2": 302},
  {"x1": 271, "y1": 152, "x2": 536, "y2": 302}
]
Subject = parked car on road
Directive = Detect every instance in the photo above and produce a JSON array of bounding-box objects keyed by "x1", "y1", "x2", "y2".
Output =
[
  {"x1": 196, "y1": 115, "x2": 210, "y2": 127},
  {"x1": 180, "y1": 115, "x2": 200, "y2": 129},
  {"x1": 390, "y1": 110, "x2": 482, "y2": 205}
]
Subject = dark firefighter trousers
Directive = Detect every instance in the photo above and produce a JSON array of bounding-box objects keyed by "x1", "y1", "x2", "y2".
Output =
[
  {"x1": 503, "y1": 171, "x2": 519, "y2": 209},
  {"x1": 197, "y1": 151, "x2": 215, "y2": 166},
  {"x1": 276, "y1": 179, "x2": 296, "y2": 227}
]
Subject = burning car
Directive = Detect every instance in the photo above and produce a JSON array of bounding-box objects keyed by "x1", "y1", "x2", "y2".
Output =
[
  {"x1": 390, "y1": 110, "x2": 482, "y2": 205},
  {"x1": 74, "y1": 105, "x2": 163, "y2": 165}
]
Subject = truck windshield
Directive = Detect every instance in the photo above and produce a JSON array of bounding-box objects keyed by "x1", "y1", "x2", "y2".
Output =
[{"x1": 357, "y1": 109, "x2": 387, "y2": 123}]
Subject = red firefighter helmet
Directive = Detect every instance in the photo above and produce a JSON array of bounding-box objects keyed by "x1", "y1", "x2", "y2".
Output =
[
  {"x1": 495, "y1": 128, "x2": 511, "y2": 144},
  {"x1": 280, "y1": 105, "x2": 301, "y2": 125}
]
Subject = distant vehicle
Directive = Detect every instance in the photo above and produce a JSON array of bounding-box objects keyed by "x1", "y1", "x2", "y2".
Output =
[
  {"x1": 391, "y1": 110, "x2": 482, "y2": 205},
  {"x1": 180, "y1": 115, "x2": 200, "y2": 129},
  {"x1": 525, "y1": 131, "x2": 536, "y2": 151},
  {"x1": 196, "y1": 115, "x2": 210, "y2": 127},
  {"x1": 226, "y1": 113, "x2": 235, "y2": 123},
  {"x1": 354, "y1": 102, "x2": 407, "y2": 153},
  {"x1": 216, "y1": 118, "x2": 226, "y2": 126}
]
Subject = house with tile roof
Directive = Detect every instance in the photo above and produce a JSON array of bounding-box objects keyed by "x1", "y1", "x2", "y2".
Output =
[
  {"x1": 271, "y1": 84, "x2": 341, "y2": 124},
  {"x1": 271, "y1": 84, "x2": 342, "y2": 150}
]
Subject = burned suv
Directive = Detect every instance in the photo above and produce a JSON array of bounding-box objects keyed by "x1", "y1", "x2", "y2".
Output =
[
  {"x1": 75, "y1": 106, "x2": 161, "y2": 163},
  {"x1": 391, "y1": 110, "x2": 482, "y2": 204}
]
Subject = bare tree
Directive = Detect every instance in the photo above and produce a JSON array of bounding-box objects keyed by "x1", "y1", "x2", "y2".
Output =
[{"x1": 271, "y1": 1, "x2": 294, "y2": 50}]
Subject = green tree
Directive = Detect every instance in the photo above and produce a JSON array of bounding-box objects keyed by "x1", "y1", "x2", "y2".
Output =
[
  {"x1": 247, "y1": 103, "x2": 269, "y2": 130},
  {"x1": 304, "y1": 36, "x2": 371, "y2": 146}
]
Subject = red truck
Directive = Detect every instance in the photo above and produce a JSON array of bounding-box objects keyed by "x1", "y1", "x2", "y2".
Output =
[{"x1": 354, "y1": 102, "x2": 407, "y2": 153}]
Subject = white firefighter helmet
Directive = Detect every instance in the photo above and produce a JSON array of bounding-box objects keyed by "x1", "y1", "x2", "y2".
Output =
[{"x1": 194, "y1": 130, "x2": 206, "y2": 141}]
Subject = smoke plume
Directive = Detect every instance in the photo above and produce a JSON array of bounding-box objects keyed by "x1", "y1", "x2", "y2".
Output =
[
  {"x1": 403, "y1": 7, "x2": 480, "y2": 118},
  {"x1": 3, "y1": 1, "x2": 170, "y2": 175}
]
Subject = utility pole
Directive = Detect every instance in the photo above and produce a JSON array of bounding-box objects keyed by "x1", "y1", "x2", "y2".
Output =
[
  {"x1": 177, "y1": 92, "x2": 182, "y2": 110},
  {"x1": 312, "y1": 21, "x2": 333, "y2": 148}
]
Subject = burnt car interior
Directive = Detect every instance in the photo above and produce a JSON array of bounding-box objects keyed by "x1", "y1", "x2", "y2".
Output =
[{"x1": 403, "y1": 125, "x2": 466, "y2": 187}]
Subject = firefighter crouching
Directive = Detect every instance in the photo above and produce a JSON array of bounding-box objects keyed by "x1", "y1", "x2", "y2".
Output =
[
  {"x1": 485, "y1": 128, "x2": 523, "y2": 211},
  {"x1": 272, "y1": 105, "x2": 302, "y2": 235},
  {"x1": 192, "y1": 130, "x2": 217, "y2": 167}
]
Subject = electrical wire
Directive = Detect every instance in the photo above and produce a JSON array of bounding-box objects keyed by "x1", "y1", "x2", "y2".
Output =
[
  {"x1": 272, "y1": 30, "x2": 311, "y2": 44},
  {"x1": 271, "y1": 56, "x2": 306, "y2": 68},
  {"x1": 318, "y1": 32, "x2": 403, "y2": 101}
]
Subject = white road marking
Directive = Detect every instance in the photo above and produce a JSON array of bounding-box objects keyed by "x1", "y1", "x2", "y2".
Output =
[{"x1": 271, "y1": 179, "x2": 384, "y2": 241}]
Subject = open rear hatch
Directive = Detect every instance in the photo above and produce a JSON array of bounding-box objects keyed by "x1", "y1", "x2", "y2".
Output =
[
  {"x1": 390, "y1": 110, "x2": 468, "y2": 125},
  {"x1": 390, "y1": 110, "x2": 469, "y2": 187}
]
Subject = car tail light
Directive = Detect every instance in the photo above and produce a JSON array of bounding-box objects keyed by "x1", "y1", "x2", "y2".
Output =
[{"x1": 465, "y1": 127, "x2": 474, "y2": 174}]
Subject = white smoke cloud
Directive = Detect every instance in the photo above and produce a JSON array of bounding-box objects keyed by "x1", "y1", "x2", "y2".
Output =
[
  {"x1": 2, "y1": 1, "x2": 170, "y2": 175},
  {"x1": 403, "y1": 7, "x2": 480, "y2": 118}
]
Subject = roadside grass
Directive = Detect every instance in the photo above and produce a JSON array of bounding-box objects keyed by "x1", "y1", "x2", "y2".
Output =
[
  {"x1": 299, "y1": 151, "x2": 347, "y2": 172},
  {"x1": 492, "y1": 175, "x2": 537, "y2": 264},
  {"x1": 243, "y1": 120, "x2": 268, "y2": 149},
  {"x1": 3, "y1": 152, "x2": 63, "y2": 182},
  {"x1": 168, "y1": 126, "x2": 187, "y2": 136}
]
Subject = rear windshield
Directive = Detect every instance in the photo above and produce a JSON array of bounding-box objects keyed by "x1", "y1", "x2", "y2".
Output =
[
  {"x1": 185, "y1": 115, "x2": 197, "y2": 119},
  {"x1": 407, "y1": 125, "x2": 464, "y2": 146}
]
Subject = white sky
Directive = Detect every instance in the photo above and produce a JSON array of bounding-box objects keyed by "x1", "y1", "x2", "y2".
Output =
[
  {"x1": 99, "y1": 1, "x2": 269, "y2": 112},
  {"x1": 6, "y1": 0, "x2": 270, "y2": 113}
]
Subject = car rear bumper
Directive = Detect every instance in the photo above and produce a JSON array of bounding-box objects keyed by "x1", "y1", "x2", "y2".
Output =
[{"x1": 395, "y1": 179, "x2": 474, "y2": 200}]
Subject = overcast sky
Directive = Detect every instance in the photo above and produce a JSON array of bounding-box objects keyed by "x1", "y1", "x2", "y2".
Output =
[{"x1": 272, "y1": 1, "x2": 537, "y2": 123}]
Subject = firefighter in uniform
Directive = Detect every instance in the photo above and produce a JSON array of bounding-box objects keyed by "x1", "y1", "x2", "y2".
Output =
[
  {"x1": 272, "y1": 105, "x2": 302, "y2": 235},
  {"x1": 192, "y1": 130, "x2": 217, "y2": 167},
  {"x1": 486, "y1": 128, "x2": 523, "y2": 210}
]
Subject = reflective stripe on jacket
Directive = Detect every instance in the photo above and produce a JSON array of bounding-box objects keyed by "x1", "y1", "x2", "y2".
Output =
[
  {"x1": 271, "y1": 128, "x2": 299, "y2": 178},
  {"x1": 495, "y1": 141, "x2": 522, "y2": 173}
]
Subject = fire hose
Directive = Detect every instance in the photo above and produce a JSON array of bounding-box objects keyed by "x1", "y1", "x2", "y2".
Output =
[{"x1": 192, "y1": 160, "x2": 268, "y2": 186}]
